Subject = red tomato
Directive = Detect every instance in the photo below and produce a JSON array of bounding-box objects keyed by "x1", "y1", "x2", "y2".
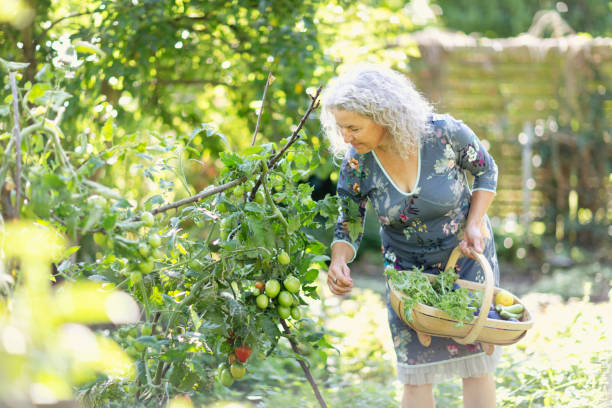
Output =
[{"x1": 234, "y1": 345, "x2": 252, "y2": 363}]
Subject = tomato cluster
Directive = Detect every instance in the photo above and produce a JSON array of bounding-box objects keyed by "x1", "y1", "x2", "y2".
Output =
[
  {"x1": 253, "y1": 268, "x2": 303, "y2": 321},
  {"x1": 216, "y1": 252, "x2": 305, "y2": 387}
]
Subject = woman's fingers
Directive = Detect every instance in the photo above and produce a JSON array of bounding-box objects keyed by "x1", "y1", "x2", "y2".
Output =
[{"x1": 327, "y1": 263, "x2": 353, "y2": 295}]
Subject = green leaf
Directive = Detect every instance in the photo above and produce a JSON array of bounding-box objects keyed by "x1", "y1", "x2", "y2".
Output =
[
  {"x1": 61, "y1": 245, "x2": 80, "y2": 259},
  {"x1": 102, "y1": 118, "x2": 114, "y2": 141},
  {"x1": 27, "y1": 83, "x2": 51, "y2": 104},
  {"x1": 261, "y1": 316, "x2": 281, "y2": 340},
  {"x1": 42, "y1": 173, "x2": 65, "y2": 189},
  {"x1": 243, "y1": 145, "x2": 264, "y2": 156},
  {"x1": 304, "y1": 268, "x2": 319, "y2": 283},
  {"x1": 244, "y1": 202, "x2": 264, "y2": 214},
  {"x1": 0, "y1": 57, "x2": 30, "y2": 71},
  {"x1": 134, "y1": 335, "x2": 160, "y2": 350},
  {"x1": 103, "y1": 213, "x2": 117, "y2": 231}
]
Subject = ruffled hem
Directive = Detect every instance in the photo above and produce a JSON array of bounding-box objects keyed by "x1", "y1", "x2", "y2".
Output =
[{"x1": 397, "y1": 346, "x2": 502, "y2": 385}]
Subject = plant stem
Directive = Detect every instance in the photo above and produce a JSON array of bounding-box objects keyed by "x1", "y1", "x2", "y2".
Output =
[
  {"x1": 280, "y1": 319, "x2": 328, "y2": 408},
  {"x1": 250, "y1": 86, "x2": 322, "y2": 199},
  {"x1": 9, "y1": 72, "x2": 21, "y2": 219},
  {"x1": 251, "y1": 71, "x2": 273, "y2": 146}
]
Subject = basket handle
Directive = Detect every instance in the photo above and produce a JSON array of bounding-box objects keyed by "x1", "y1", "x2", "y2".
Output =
[{"x1": 444, "y1": 246, "x2": 495, "y2": 345}]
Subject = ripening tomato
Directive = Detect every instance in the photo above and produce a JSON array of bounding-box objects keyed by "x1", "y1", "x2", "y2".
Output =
[
  {"x1": 265, "y1": 280, "x2": 280, "y2": 298},
  {"x1": 141, "y1": 211, "x2": 155, "y2": 227},
  {"x1": 219, "y1": 366, "x2": 234, "y2": 387},
  {"x1": 277, "y1": 291, "x2": 293, "y2": 307},
  {"x1": 230, "y1": 363, "x2": 246, "y2": 379},
  {"x1": 278, "y1": 251, "x2": 290, "y2": 265},
  {"x1": 256, "y1": 294, "x2": 269, "y2": 309},
  {"x1": 234, "y1": 345, "x2": 252, "y2": 363},
  {"x1": 283, "y1": 275, "x2": 300, "y2": 293},
  {"x1": 277, "y1": 306, "x2": 291, "y2": 319}
]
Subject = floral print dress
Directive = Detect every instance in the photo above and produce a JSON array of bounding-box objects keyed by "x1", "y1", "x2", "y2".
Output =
[{"x1": 332, "y1": 114, "x2": 502, "y2": 385}]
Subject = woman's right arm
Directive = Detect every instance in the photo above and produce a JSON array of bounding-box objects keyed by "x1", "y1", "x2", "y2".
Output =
[
  {"x1": 328, "y1": 153, "x2": 368, "y2": 295},
  {"x1": 328, "y1": 241, "x2": 354, "y2": 295}
]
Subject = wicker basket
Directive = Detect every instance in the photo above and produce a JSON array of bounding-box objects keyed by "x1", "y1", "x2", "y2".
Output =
[{"x1": 389, "y1": 247, "x2": 534, "y2": 354}]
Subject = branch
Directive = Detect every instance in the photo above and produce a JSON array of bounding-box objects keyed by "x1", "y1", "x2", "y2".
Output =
[
  {"x1": 250, "y1": 86, "x2": 322, "y2": 198},
  {"x1": 280, "y1": 319, "x2": 328, "y2": 408},
  {"x1": 40, "y1": 9, "x2": 100, "y2": 37},
  {"x1": 9, "y1": 72, "x2": 21, "y2": 219},
  {"x1": 251, "y1": 71, "x2": 274, "y2": 146},
  {"x1": 149, "y1": 86, "x2": 322, "y2": 216},
  {"x1": 150, "y1": 176, "x2": 247, "y2": 215}
]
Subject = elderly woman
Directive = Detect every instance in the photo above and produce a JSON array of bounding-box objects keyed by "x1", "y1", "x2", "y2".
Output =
[{"x1": 320, "y1": 64, "x2": 501, "y2": 408}]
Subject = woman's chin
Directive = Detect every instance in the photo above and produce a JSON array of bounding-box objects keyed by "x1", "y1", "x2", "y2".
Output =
[{"x1": 352, "y1": 144, "x2": 370, "y2": 153}]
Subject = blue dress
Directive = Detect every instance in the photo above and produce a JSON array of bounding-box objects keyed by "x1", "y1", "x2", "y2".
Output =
[{"x1": 332, "y1": 114, "x2": 502, "y2": 385}]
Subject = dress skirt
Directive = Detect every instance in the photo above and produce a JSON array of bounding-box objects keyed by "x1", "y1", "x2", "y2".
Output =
[{"x1": 383, "y1": 229, "x2": 502, "y2": 386}]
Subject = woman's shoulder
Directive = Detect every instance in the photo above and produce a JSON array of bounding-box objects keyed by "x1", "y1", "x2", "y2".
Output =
[{"x1": 430, "y1": 113, "x2": 463, "y2": 129}]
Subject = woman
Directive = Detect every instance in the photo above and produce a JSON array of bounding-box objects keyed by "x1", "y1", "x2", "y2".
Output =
[{"x1": 320, "y1": 64, "x2": 501, "y2": 408}]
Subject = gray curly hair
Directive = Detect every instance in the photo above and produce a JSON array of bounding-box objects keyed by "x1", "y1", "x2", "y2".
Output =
[{"x1": 319, "y1": 63, "x2": 434, "y2": 159}]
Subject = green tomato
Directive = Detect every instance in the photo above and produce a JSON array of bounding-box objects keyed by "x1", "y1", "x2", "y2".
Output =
[
  {"x1": 130, "y1": 271, "x2": 142, "y2": 285},
  {"x1": 93, "y1": 232, "x2": 107, "y2": 246},
  {"x1": 278, "y1": 291, "x2": 293, "y2": 307},
  {"x1": 139, "y1": 259, "x2": 154, "y2": 274},
  {"x1": 230, "y1": 363, "x2": 246, "y2": 379},
  {"x1": 292, "y1": 294, "x2": 300, "y2": 306},
  {"x1": 138, "y1": 242, "x2": 150, "y2": 257},
  {"x1": 141, "y1": 323, "x2": 153, "y2": 336},
  {"x1": 283, "y1": 275, "x2": 300, "y2": 293},
  {"x1": 233, "y1": 185, "x2": 244, "y2": 199},
  {"x1": 188, "y1": 259, "x2": 203, "y2": 271},
  {"x1": 278, "y1": 251, "x2": 290, "y2": 265},
  {"x1": 134, "y1": 342, "x2": 145, "y2": 352},
  {"x1": 219, "y1": 367, "x2": 234, "y2": 387},
  {"x1": 251, "y1": 287, "x2": 261, "y2": 296},
  {"x1": 128, "y1": 326, "x2": 139, "y2": 338},
  {"x1": 152, "y1": 247, "x2": 164, "y2": 259},
  {"x1": 290, "y1": 306, "x2": 302, "y2": 320},
  {"x1": 254, "y1": 190, "x2": 265, "y2": 205},
  {"x1": 125, "y1": 346, "x2": 140, "y2": 359},
  {"x1": 277, "y1": 306, "x2": 291, "y2": 319},
  {"x1": 141, "y1": 211, "x2": 155, "y2": 227},
  {"x1": 148, "y1": 233, "x2": 162, "y2": 248},
  {"x1": 265, "y1": 279, "x2": 281, "y2": 298},
  {"x1": 256, "y1": 294, "x2": 269, "y2": 309}
]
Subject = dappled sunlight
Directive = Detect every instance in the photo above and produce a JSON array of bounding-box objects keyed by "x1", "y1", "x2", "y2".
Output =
[{"x1": 314, "y1": 272, "x2": 396, "y2": 381}]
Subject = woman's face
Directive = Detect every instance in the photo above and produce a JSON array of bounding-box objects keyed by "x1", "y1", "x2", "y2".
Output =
[{"x1": 332, "y1": 109, "x2": 388, "y2": 154}]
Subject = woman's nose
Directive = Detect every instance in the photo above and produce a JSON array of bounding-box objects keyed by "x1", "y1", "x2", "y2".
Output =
[{"x1": 341, "y1": 129, "x2": 352, "y2": 143}]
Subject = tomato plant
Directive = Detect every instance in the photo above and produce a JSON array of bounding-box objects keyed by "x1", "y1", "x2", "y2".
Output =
[{"x1": 0, "y1": 53, "x2": 340, "y2": 407}]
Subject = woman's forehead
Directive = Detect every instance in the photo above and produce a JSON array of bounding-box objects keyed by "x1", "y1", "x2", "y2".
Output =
[{"x1": 332, "y1": 109, "x2": 370, "y2": 126}]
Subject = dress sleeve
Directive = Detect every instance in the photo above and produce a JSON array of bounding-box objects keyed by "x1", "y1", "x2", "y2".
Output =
[
  {"x1": 449, "y1": 118, "x2": 498, "y2": 194},
  {"x1": 331, "y1": 155, "x2": 368, "y2": 263}
]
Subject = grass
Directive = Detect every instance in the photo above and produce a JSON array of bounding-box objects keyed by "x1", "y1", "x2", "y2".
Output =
[{"x1": 204, "y1": 272, "x2": 611, "y2": 408}]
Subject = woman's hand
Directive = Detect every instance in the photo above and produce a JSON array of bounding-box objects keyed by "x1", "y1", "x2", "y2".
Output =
[
  {"x1": 459, "y1": 221, "x2": 484, "y2": 260},
  {"x1": 327, "y1": 259, "x2": 354, "y2": 295}
]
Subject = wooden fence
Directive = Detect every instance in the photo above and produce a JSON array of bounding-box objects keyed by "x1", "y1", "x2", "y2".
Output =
[{"x1": 401, "y1": 27, "x2": 612, "y2": 246}]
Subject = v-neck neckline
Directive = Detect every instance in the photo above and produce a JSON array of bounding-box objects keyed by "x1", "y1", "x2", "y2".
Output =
[{"x1": 371, "y1": 146, "x2": 421, "y2": 196}]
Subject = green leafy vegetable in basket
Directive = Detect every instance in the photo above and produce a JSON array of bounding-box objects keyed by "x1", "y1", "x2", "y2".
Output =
[{"x1": 386, "y1": 266, "x2": 482, "y2": 328}]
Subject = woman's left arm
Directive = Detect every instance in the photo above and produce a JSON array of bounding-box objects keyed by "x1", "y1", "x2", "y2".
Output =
[
  {"x1": 447, "y1": 117, "x2": 499, "y2": 259},
  {"x1": 460, "y1": 190, "x2": 495, "y2": 259}
]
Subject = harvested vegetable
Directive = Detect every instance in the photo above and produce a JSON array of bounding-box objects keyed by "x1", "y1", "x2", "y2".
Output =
[{"x1": 386, "y1": 266, "x2": 482, "y2": 328}]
